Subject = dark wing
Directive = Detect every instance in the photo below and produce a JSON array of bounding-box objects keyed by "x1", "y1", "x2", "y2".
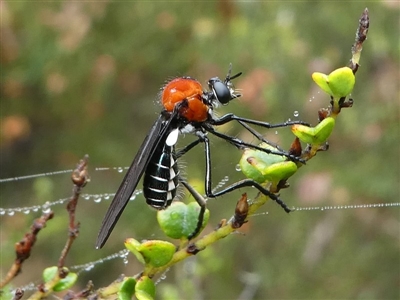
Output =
[{"x1": 96, "y1": 113, "x2": 173, "y2": 248}]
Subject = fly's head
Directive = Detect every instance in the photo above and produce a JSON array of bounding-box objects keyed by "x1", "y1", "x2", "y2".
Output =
[{"x1": 206, "y1": 65, "x2": 242, "y2": 107}]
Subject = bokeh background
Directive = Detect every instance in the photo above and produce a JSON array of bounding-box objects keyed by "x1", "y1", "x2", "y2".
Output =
[{"x1": 1, "y1": 1, "x2": 399, "y2": 299}]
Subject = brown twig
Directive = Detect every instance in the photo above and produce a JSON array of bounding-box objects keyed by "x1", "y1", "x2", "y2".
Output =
[
  {"x1": 63, "y1": 280, "x2": 95, "y2": 299},
  {"x1": 58, "y1": 155, "x2": 90, "y2": 269},
  {"x1": 25, "y1": 156, "x2": 90, "y2": 299},
  {"x1": 0, "y1": 212, "x2": 54, "y2": 289},
  {"x1": 349, "y1": 8, "x2": 369, "y2": 73}
]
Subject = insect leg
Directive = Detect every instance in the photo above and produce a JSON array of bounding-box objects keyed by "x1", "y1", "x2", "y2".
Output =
[
  {"x1": 204, "y1": 125, "x2": 305, "y2": 163},
  {"x1": 208, "y1": 179, "x2": 291, "y2": 213},
  {"x1": 211, "y1": 113, "x2": 309, "y2": 128},
  {"x1": 200, "y1": 131, "x2": 291, "y2": 213},
  {"x1": 175, "y1": 138, "x2": 202, "y2": 159}
]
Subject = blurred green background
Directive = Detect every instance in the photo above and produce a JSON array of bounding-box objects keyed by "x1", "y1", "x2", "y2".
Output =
[{"x1": 1, "y1": 1, "x2": 399, "y2": 299}]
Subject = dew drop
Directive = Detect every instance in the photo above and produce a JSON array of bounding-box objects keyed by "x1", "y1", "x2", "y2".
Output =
[
  {"x1": 117, "y1": 167, "x2": 124, "y2": 173},
  {"x1": 275, "y1": 131, "x2": 278, "y2": 135},
  {"x1": 118, "y1": 251, "x2": 129, "y2": 265},
  {"x1": 23, "y1": 209, "x2": 31, "y2": 215},
  {"x1": 104, "y1": 195, "x2": 110, "y2": 200},
  {"x1": 0, "y1": 209, "x2": 5, "y2": 215},
  {"x1": 32, "y1": 206, "x2": 39, "y2": 212},
  {"x1": 83, "y1": 195, "x2": 90, "y2": 200},
  {"x1": 94, "y1": 198, "x2": 102, "y2": 203},
  {"x1": 84, "y1": 264, "x2": 94, "y2": 271},
  {"x1": 293, "y1": 110, "x2": 299, "y2": 117},
  {"x1": 42, "y1": 207, "x2": 51, "y2": 214},
  {"x1": 8, "y1": 210, "x2": 15, "y2": 216},
  {"x1": 160, "y1": 274, "x2": 167, "y2": 280},
  {"x1": 235, "y1": 164, "x2": 241, "y2": 172}
]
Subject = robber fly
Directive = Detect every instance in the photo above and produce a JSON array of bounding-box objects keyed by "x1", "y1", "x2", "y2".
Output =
[{"x1": 96, "y1": 65, "x2": 305, "y2": 248}]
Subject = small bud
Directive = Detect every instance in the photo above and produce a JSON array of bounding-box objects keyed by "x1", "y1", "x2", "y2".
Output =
[
  {"x1": 288, "y1": 137, "x2": 302, "y2": 158},
  {"x1": 232, "y1": 193, "x2": 249, "y2": 229},
  {"x1": 71, "y1": 155, "x2": 90, "y2": 187},
  {"x1": 318, "y1": 108, "x2": 330, "y2": 121}
]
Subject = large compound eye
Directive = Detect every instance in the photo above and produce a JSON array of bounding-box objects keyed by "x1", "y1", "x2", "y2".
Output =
[{"x1": 209, "y1": 79, "x2": 232, "y2": 104}]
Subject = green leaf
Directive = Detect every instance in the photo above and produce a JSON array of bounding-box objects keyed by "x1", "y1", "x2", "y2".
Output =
[
  {"x1": 239, "y1": 143, "x2": 298, "y2": 183},
  {"x1": 126, "y1": 238, "x2": 176, "y2": 267},
  {"x1": 138, "y1": 240, "x2": 176, "y2": 268},
  {"x1": 43, "y1": 266, "x2": 58, "y2": 283},
  {"x1": 312, "y1": 67, "x2": 355, "y2": 98},
  {"x1": 125, "y1": 238, "x2": 146, "y2": 265},
  {"x1": 312, "y1": 72, "x2": 332, "y2": 95},
  {"x1": 291, "y1": 117, "x2": 335, "y2": 145},
  {"x1": 52, "y1": 272, "x2": 78, "y2": 292},
  {"x1": 327, "y1": 67, "x2": 355, "y2": 98},
  {"x1": 135, "y1": 276, "x2": 156, "y2": 300},
  {"x1": 42, "y1": 266, "x2": 78, "y2": 292},
  {"x1": 118, "y1": 277, "x2": 137, "y2": 300},
  {"x1": 157, "y1": 202, "x2": 210, "y2": 239}
]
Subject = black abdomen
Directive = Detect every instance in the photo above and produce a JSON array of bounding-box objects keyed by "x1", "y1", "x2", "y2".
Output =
[{"x1": 143, "y1": 143, "x2": 179, "y2": 209}]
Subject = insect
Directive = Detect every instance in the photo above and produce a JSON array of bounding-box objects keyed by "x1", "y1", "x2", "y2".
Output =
[{"x1": 96, "y1": 65, "x2": 305, "y2": 249}]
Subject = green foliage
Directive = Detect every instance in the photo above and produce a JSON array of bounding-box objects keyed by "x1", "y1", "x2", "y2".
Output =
[
  {"x1": 239, "y1": 143, "x2": 298, "y2": 183},
  {"x1": 157, "y1": 202, "x2": 210, "y2": 239},
  {"x1": 118, "y1": 278, "x2": 136, "y2": 300},
  {"x1": 135, "y1": 276, "x2": 156, "y2": 300},
  {"x1": 292, "y1": 117, "x2": 335, "y2": 145},
  {"x1": 312, "y1": 67, "x2": 355, "y2": 98},
  {"x1": 125, "y1": 239, "x2": 176, "y2": 268}
]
